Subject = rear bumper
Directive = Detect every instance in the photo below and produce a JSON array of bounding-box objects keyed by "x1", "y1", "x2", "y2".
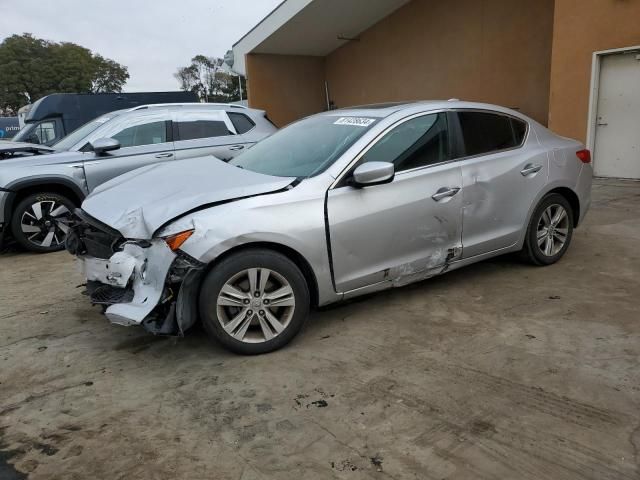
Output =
[{"x1": 576, "y1": 164, "x2": 593, "y2": 226}]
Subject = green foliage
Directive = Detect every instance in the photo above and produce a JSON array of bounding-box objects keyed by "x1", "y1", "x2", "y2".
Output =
[
  {"x1": 175, "y1": 55, "x2": 247, "y2": 103},
  {"x1": 0, "y1": 33, "x2": 129, "y2": 114}
]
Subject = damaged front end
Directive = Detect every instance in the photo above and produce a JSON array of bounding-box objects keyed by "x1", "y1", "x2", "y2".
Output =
[{"x1": 66, "y1": 210, "x2": 205, "y2": 336}]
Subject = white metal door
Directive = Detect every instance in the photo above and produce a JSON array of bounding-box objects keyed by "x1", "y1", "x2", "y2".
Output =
[{"x1": 594, "y1": 52, "x2": 640, "y2": 179}]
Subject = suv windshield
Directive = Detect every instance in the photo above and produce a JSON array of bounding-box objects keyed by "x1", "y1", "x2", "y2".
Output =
[
  {"x1": 52, "y1": 113, "x2": 118, "y2": 151},
  {"x1": 230, "y1": 115, "x2": 378, "y2": 178}
]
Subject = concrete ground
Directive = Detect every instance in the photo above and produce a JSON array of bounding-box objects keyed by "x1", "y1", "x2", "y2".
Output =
[{"x1": 0, "y1": 179, "x2": 639, "y2": 480}]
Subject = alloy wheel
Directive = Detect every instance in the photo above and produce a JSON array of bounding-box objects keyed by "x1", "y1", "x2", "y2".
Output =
[
  {"x1": 216, "y1": 268, "x2": 296, "y2": 344},
  {"x1": 536, "y1": 204, "x2": 569, "y2": 257},
  {"x1": 20, "y1": 200, "x2": 72, "y2": 249}
]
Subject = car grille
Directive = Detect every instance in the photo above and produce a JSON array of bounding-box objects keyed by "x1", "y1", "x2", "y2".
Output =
[{"x1": 89, "y1": 283, "x2": 135, "y2": 305}]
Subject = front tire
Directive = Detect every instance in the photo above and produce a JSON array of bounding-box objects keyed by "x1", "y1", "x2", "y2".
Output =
[
  {"x1": 10, "y1": 192, "x2": 76, "y2": 253},
  {"x1": 521, "y1": 193, "x2": 574, "y2": 266},
  {"x1": 199, "y1": 249, "x2": 310, "y2": 355}
]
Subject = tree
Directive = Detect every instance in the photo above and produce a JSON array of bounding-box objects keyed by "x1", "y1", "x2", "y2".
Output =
[
  {"x1": 175, "y1": 55, "x2": 246, "y2": 103},
  {"x1": 90, "y1": 55, "x2": 129, "y2": 93},
  {"x1": 0, "y1": 34, "x2": 129, "y2": 115}
]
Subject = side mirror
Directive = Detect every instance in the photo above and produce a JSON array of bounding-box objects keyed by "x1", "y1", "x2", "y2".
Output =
[
  {"x1": 28, "y1": 133, "x2": 41, "y2": 144},
  {"x1": 351, "y1": 162, "x2": 395, "y2": 187},
  {"x1": 90, "y1": 138, "x2": 120, "y2": 155}
]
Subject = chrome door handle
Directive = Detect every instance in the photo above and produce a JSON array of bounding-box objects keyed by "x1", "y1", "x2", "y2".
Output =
[
  {"x1": 520, "y1": 164, "x2": 542, "y2": 176},
  {"x1": 155, "y1": 153, "x2": 174, "y2": 158},
  {"x1": 229, "y1": 145, "x2": 245, "y2": 151},
  {"x1": 432, "y1": 187, "x2": 461, "y2": 202}
]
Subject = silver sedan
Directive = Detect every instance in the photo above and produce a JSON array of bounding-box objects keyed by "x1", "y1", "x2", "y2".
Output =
[{"x1": 68, "y1": 101, "x2": 593, "y2": 355}]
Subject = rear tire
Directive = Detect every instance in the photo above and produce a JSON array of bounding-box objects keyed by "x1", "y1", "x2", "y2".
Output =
[
  {"x1": 521, "y1": 193, "x2": 574, "y2": 266},
  {"x1": 199, "y1": 249, "x2": 310, "y2": 355},
  {"x1": 10, "y1": 192, "x2": 76, "y2": 253}
]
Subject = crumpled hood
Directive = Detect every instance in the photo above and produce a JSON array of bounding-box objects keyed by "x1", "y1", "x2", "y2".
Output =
[{"x1": 81, "y1": 156, "x2": 295, "y2": 239}]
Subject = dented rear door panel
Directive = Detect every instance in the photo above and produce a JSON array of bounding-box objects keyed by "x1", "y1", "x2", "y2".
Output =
[{"x1": 460, "y1": 144, "x2": 549, "y2": 258}]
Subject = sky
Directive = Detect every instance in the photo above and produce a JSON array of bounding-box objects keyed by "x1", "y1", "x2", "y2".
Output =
[{"x1": 0, "y1": 0, "x2": 281, "y2": 91}]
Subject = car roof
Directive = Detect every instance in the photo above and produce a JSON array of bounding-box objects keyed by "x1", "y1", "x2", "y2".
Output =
[
  {"x1": 126, "y1": 103, "x2": 255, "y2": 113},
  {"x1": 321, "y1": 100, "x2": 529, "y2": 121}
]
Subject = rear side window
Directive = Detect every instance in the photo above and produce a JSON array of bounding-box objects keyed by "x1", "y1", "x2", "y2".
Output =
[
  {"x1": 458, "y1": 112, "x2": 526, "y2": 157},
  {"x1": 228, "y1": 112, "x2": 255, "y2": 134},
  {"x1": 177, "y1": 120, "x2": 231, "y2": 140},
  {"x1": 174, "y1": 110, "x2": 234, "y2": 141}
]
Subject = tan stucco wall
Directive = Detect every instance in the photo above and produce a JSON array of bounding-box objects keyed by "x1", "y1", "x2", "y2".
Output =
[
  {"x1": 245, "y1": 54, "x2": 326, "y2": 127},
  {"x1": 549, "y1": 0, "x2": 640, "y2": 142},
  {"x1": 325, "y1": 0, "x2": 555, "y2": 125}
]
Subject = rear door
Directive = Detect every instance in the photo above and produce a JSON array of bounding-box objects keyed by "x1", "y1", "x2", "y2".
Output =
[
  {"x1": 328, "y1": 112, "x2": 463, "y2": 293},
  {"x1": 173, "y1": 110, "x2": 247, "y2": 162},
  {"x1": 454, "y1": 110, "x2": 548, "y2": 258},
  {"x1": 83, "y1": 109, "x2": 174, "y2": 192}
]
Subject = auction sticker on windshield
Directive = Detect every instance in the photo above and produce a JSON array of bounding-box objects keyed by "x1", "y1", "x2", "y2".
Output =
[{"x1": 334, "y1": 117, "x2": 376, "y2": 127}]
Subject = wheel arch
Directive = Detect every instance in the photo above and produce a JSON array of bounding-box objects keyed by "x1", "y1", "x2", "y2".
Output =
[
  {"x1": 547, "y1": 187, "x2": 580, "y2": 227},
  {"x1": 4, "y1": 178, "x2": 85, "y2": 225},
  {"x1": 517, "y1": 183, "x2": 582, "y2": 249},
  {"x1": 201, "y1": 241, "x2": 320, "y2": 308}
]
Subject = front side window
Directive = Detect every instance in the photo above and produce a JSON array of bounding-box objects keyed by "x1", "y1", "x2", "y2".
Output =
[
  {"x1": 361, "y1": 113, "x2": 451, "y2": 172},
  {"x1": 35, "y1": 121, "x2": 57, "y2": 144},
  {"x1": 230, "y1": 115, "x2": 379, "y2": 178},
  {"x1": 458, "y1": 111, "x2": 525, "y2": 157},
  {"x1": 112, "y1": 121, "x2": 167, "y2": 148}
]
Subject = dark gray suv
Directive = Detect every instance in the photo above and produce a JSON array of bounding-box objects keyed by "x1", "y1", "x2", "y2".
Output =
[{"x1": 0, "y1": 104, "x2": 276, "y2": 252}]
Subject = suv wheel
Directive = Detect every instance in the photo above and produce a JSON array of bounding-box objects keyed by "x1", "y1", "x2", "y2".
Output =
[
  {"x1": 10, "y1": 192, "x2": 75, "y2": 253},
  {"x1": 199, "y1": 249, "x2": 310, "y2": 355},
  {"x1": 521, "y1": 193, "x2": 574, "y2": 266}
]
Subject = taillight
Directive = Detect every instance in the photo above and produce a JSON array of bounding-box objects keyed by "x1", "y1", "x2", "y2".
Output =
[{"x1": 576, "y1": 149, "x2": 591, "y2": 164}]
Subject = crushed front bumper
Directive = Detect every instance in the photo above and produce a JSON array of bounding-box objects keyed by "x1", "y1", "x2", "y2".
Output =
[
  {"x1": 70, "y1": 210, "x2": 205, "y2": 336},
  {"x1": 81, "y1": 241, "x2": 176, "y2": 326}
]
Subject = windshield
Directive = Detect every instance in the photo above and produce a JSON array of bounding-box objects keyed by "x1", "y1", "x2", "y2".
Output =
[
  {"x1": 11, "y1": 124, "x2": 35, "y2": 143},
  {"x1": 230, "y1": 115, "x2": 379, "y2": 178},
  {"x1": 52, "y1": 113, "x2": 115, "y2": 151}
]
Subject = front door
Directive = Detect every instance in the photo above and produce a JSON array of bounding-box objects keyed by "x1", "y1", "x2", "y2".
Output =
[
  {"x1": 327, "y1": 112, "x2": 463, "y2": 293},
  {"x1": 84, "y1": 110, "x2": 174, "y2": 192},
  {"x1": 594, "y1": 51, "x2": 640, "y2": 179}
]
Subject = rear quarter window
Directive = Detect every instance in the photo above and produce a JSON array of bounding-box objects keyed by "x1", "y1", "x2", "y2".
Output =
[{"x1": 228, "y1": 112, "x2": 255, "y2": 134}]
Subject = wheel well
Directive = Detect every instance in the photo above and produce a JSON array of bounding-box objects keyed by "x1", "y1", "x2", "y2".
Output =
[
  {"x1": 548, "y1": 187, "x2": 580, "y2": 227},
  {"x1": 10, "y1": 183, "x2": 83, "y2": 218},
  {"x1": 205, "y1": 242, "x2": 320, "y2": 308}
]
